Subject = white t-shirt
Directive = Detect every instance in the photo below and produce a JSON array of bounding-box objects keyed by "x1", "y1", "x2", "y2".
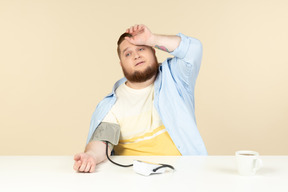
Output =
[{"x1": 102, "y1": 83, "x2": 181, "y2": 156}]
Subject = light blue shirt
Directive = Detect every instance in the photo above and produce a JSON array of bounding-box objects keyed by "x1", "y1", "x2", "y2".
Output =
[{"x1": 87, "y1": 33, "x2": 207, "y2": 155}]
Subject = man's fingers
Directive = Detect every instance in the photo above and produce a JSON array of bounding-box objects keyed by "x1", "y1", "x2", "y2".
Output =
[
  {"x1": 139, "y1": 24, "x2": 144, "y2": 30},
  {"x1": 73, "y1": 160, "x2": 81, "y2": 171},
  {"x1": 124, "y1": 36, "x2": 134, "y2": 44},
  {"x1": 126, "y1": 24, "x2": 144, "y2": 35},
  {"x1": 126, "y1": 26, "x2": 132, "y2": 34},
  {"x1": 74, "y1": 153, "x2": 82, "y2": 161},
  {"x1": 73, "y1": 153, "x2": 97, "y2": 173},
  {"x1": 90, "y1": 162, "x2": 96, "y2": 173},
  {"x1": 137, "y1": 24, "x2": 145, "y2": 32},
  {"x1": 133, "y1": 25, "x2": 138, "y2": 32},
  {"x1": 79, "y1": 159, "x2": 87, "y2": 172},
  {"x1": 84, "y1": 161, "x2": 91, "y2": 173}
]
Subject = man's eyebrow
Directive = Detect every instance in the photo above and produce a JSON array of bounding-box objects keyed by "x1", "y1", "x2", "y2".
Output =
[
  {"x1": 122, "y1": 45, "x2": 144, "y2": 54},
  {"x1": 122, "y1": 47, "x2": 129, "y2": 54}
]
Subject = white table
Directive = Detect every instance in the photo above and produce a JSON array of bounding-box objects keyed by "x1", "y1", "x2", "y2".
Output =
[{"x1": 0, "y1": 156, "x2": 287, "y2": 192}]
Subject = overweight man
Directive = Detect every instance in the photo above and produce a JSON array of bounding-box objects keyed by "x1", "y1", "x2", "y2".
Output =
[{"x1": 74, "y1": 24, "x2": 207, "y2": 173}]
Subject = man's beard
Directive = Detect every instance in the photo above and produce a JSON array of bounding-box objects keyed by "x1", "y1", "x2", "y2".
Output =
[{"x1": 122, "y1": 62, "x2": 159, "y2": 83}]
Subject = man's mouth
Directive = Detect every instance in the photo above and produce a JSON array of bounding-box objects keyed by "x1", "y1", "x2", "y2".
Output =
[{"x1": 135, "y1": 61, "x2": 145, "y2": 66}]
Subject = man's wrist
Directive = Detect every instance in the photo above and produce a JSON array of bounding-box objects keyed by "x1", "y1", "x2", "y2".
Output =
[
  {"x1": 85, "y1": 150, "x2": 97, "y2": 159},
  {"x1": 146, "y1": 34, "x2": 157, "y2": 47}
]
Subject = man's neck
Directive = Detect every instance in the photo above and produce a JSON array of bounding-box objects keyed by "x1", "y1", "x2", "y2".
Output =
[{"x1": 125, "y1": 75, "x2": 156, "y2": 89}]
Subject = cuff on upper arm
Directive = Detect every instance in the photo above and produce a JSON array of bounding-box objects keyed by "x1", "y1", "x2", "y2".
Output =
[{"x1": 89, "y1": 122, "x2": 121, "y2": 150}]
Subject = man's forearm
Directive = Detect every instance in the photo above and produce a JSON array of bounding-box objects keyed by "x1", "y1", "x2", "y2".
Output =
[
  {"x1": 125, "y1": 25, "x2": 181, "y2": 53},
  {"x1": 148, "y1": 34, "x2": 181, "y2": 53}
]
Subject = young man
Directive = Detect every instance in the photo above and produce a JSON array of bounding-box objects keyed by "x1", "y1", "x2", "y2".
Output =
[{"x1": 73, "y1": 24, "x2": 207, "y2": 173}]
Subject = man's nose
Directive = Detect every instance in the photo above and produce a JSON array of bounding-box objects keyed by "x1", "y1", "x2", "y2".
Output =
[{"x1": 134, "y1": 52, "x2": 140, "y2": 59}]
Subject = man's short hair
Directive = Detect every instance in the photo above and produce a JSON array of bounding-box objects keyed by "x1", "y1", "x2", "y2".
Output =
[{"x1": 117, "y1": 33, "x2": 132, "y2": 59}]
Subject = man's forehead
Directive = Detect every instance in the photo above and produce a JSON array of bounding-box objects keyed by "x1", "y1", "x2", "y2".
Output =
[
  {"x1": 120, "y1": 40, "x2": 135, "y2": 53},
  {"x1": 120, "y1": 41, "x2": 148, "y2": 54}
]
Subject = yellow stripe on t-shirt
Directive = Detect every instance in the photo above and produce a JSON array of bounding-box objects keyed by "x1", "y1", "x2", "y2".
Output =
[
  {"x1": 119, "y1": 125, "x2": 166, "y2": 144},
  {"x1": 114, "y1": 125, "x2": 181, "y2": 156}
]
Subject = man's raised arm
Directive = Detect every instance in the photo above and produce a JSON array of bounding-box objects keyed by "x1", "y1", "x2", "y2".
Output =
[{"x1": 125, "y1": 24, "x2": 181, "y2": 52}]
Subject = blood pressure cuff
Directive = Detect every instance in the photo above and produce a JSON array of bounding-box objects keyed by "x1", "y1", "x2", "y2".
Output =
[{"x1": 89, "y1": 122, "x2": 121, "y2": 151}]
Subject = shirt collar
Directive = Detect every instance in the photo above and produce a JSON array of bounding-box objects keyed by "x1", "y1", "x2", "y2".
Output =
[{"x1": 106, "y1": 77, "x2": 127, "y2": 97}]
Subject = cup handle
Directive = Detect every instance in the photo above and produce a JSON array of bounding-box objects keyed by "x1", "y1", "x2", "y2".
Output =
[{"x1": 253, "y1": 158, "x2": 263, "y2": 173}]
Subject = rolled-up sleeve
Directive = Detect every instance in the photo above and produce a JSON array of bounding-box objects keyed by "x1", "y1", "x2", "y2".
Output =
[{"x1": 169, "y1": 33, "x2": 203, "y2": 89}]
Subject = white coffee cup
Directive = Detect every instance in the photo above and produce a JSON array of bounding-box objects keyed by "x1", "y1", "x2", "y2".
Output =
[{"x1": 235, "y1": 150, "x2": 262, "y2": 176}]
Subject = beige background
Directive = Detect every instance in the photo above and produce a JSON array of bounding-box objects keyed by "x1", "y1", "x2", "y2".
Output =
[{"x1": 0, "y1": 0, "x2": 287, "y2": 155}]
